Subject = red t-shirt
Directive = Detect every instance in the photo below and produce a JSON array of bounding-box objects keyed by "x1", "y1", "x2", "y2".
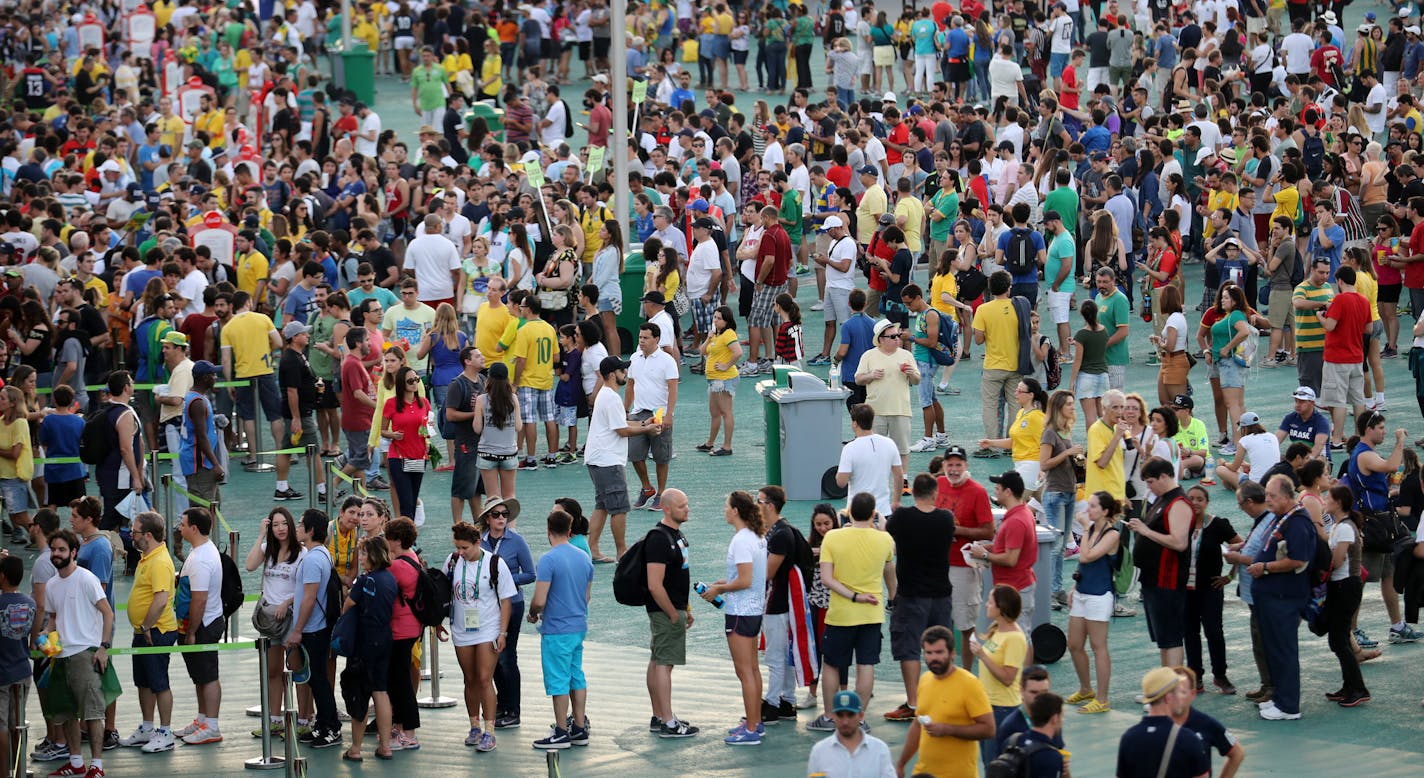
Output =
[
  {"x1": 826, "y1": 164, "x2": 852, "y2": 190},
  {"x1": 968, "y1": 176, "x2": 990, "y2": 210},
  {"x1": 340, "y1": 354, "x2": 375, "y2": 431},
  {"x1": 757, "y1": 224, "x2": 794, "y2": 286},
  {"x1": 885, "y1": 122, "x2": 908, "y2": 165},
  {"x1": 1322, "y1": 291, "x2": 1370, "y2": 363},
  {"x1": 382, "y1": 395, "x2": 430, "y2": 460},
  {"x1": 1310, "y1": 46, "x2": 1342, "y2": 85},
  {"x1": 179, "y1": 312, "x2": 216, "y2": 361},
  {"x1": 1060, "y1": 65, "x2": 1080, "y2": 110},
  {"x1": 1151, "y1": 249, "x2": 1179, "y2": 289},
  {"x1": 936, "y1": 476, "x2": 993, "y2": 568},
  {"x1": 991, "y1": 504, "x2": 1038, "y2": 590},
  {"x1": 1407, "y1": 221, "x2": 1424, "y2": 289},
  {"x1": 332, "y1": 114, "x2": 359, "y2": 139}
]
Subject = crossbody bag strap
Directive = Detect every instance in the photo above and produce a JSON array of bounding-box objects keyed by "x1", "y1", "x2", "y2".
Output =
[{"x1": 1156, "y1": 723, "x2": 1182, "y2": 778}]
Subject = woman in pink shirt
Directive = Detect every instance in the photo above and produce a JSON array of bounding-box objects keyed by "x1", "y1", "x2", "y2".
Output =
[{"x1": 383, "y1": 517, "x2": 423, "y2": 751}]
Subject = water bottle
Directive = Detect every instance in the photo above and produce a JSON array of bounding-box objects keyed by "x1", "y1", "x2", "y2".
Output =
[
  {"x1": 694, "y1": 582, "x2": 724, "y2": 609},
  {"x1": 1202, "y1": 457, "x2": 1217, "y2": 485},
  {"x1": 1141, "y1": 286, "x2": 1153, "y2": 323},
  {"x1": 829, "y1": 363, "x2": 842, "y2": 391}
]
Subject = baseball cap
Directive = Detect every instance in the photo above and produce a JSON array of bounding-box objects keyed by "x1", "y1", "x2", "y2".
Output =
[
  {"x1": 831, "y1": 690, "x2": 863, "y2": 714},
  {"x1": 699, "y1": 109, "x2": 717, "y2": 120},
  {"x1": 1171, "y1": 394, "x2": 1194, "y2": 410},
  {"x1": 822, "y1": 215, "x2": 844, "y2": 230},
  {"x1": 943, "y1": 444, "x2": 968, "y2": 461},
  {"x1": 98, "y1": 160, "x2": 121, "y2": 173},
  {"x1": 192, "y1": 360, "x2": 222, "y2": 376},
  {"x1": 1408, "y1": 25, "x2": 1420, "y2": 34},
  {"x1": 1238, "y1": 412, "x2": 1262, "y2": 427},
  {"x1": 882, "y1": 91, "x2": 897, "y2": 102},
  {"x1": 687, "y1": 199, "x2": 710, "y2": 212},
  {"x1": 989, "y1": 470, "x2": 1025, "y2": 496},
  {"x1": 126, "y1": 182, "x2": 143, "y2": 199},
  {"x1": 592, "y1": 74, "x2": 609, "y2": 83},
  {"x1": 282, "y1": 321, "x2": 310, "y2": 339},
  {"x1": 641, "y1": 290, "x2": 667, "y2": 306},
  {"x1": 599, "y1": 355, "x2": 631, "y2": 376},
  {"x1": 1089, "y1": 150, "x2": 1108, "y2": 161},
  {"x1": 877, "y1": 212, "x2": 896, "y2": 226},
  {"x1": 1292, "y1": 387, "x2": 1317, "y2": 401},
  {"x1": 1136, "y1": 667, "x2": 1185, "y2": 704},
  {"x1": 907, "y1": 105, "x2": 924, "y2": 116},
  {"x1": 858, "y1": 164, "x2": 878, "y2": 176},
  {"x1": 160, "y1": 331, "x2": 189, "y2": 348},
  {"x1": 692, "y1": 216, "x2": 717, "y2": 230}
]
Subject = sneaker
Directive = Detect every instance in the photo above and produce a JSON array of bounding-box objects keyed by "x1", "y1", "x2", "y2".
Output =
[
  {"x1": 119, "y1": 726, "x2": 153, "y2": 747},
  {"x1": 295, "y1": 725, "x2": 314, "y2": 742},
  {"x1": 140, "y1": 729, "x2": 176, "y2": 753},
  {"x1": 84, "y1": 768, "x2": 103, "y2": 778},
  {"x1": 1390, "y1": 624, "x2": 1424, "y2": 643},
  {"x1": 909, "y1": 436, "x2": 939, "y2": 453},
  {"x1": 273, "y1": 488, "x2": 303, "y2": 501},
  {"x1": 310, "y1": 729, "x2": 343, "y2": 749},
  {"x1": 1375, "y1": 397, "x2": 1389, "y2": 411},
  {"x1": 1144, "y1": 355, "x2": 1160, "y2": 366},
  {"x1": 795, "y1": 692, "x2": 818, "y2": 710},
  {"x1": 48, "y1": 765, "x2": 86, "y2": 778},
  {"x1": 739, "y1": 361, "x2": 761, "y2": 377},
  {"x1": 805, "y1": 714, "x2": 836, "y2": 732},
  {"x1": 658, "y1": 720, "x2": 699, "y2": 738},
  {"x1": 532, "y1": 727, "x2": 571, "y2": 750},
  {"x1": 723, "y1": 725, "x2": 762, "y2": 746},
  {"x1": 648, "y1": 716, "x2": 663, "y2": 732},
  {"x1": 971, "y1": 447, "x2": 998, "y2": 458},
  {"x1": 777, "y1": 700, "x2": 797, "y2": 719},
  {"x1": 1112, "y1": 602, "x2": 1137, "y2": 618},
  {"x1": 181, "y1": 722, "x2": 223, "y2": 745},
  {"x1": 1077, "y1": 699, "x2": 1111, "y2": 714},
  {"x1": 759, "y1": 700, "x2": 781, "y2": 725},
  {"x1": 646, "y1": 494, "x2": 662, "y2": 512},
  {"x1": 554, "y1": 451, "x2": 577, "y2": 465},
  {"x1": 1217, "y1": 433, "x2": 1230, "y2": 446},
  {"x1": 33, "y1": 741, "x2": 70, "y2": 762},
  {"x1": 568, "y1": 724, "x2": 590, "y2": 746},
  {"x1": 542, "y1": 454, "x2": 559, "y2": 469},
  {"x1": 1338, "y1": 690, "x2": 1372, "y2": 708},
  {"x1": 1329, "y1": 441, "x2": 1348, "y2": 453},
  {"x1": 476, "y1": 731, "x2": 497, "y2": 752},
  {"x1": 366, "y1": 476, "x2": 390, "y2": 490},
  {"x1": 396, "y1": 732, "x2": 420, "y2": 750},
  {"x1": 1219, "y1": 443, "x2": 1237, "y2": 457},
  {"x1": 102, "y1": 730, "x2": 120, "y2": 750},
  {"x1": 810, "y1": 301, "x2": 825, "y2": 311},
  {"x1": 1258, "y1": 703, "x2": 1301, "y2": 721},
  {"x1": 1355, "y1": 628, "x2": 1380, "y2": 648},
  {"x1": 632, "y1": 487, "x2": 656, "y2": 510},
  {"x1": 517, "y1": 457, "x2": 540, "y2": 471},
  {"x1": 1383, "y1": 346, "x2": 1399, "y2": 359},
  {"x1": 1051, "y1": 590, "x2": 1069, "y2": 611},
  {"x1": 494, "y1": 714, "x2": 521, "y2": 729},
  {"x1": 1062, "y1": 546, "x2": 1080, "y2": 560},
  {"x1": 1325, "y1": 689, "x2": 1347, "y2": 702},
  {"x1": 465, "y1": 727, "x2": 483, "y2": 746},
  {"x1": 882, "y1": 703, "x2": 916, "y2": 722},
  {"x1": 758, "y1": 358, "x2": 774, "y2": 373},
  {"x1": 807, "y1": 354, "x2": 831, "y2": 366}
]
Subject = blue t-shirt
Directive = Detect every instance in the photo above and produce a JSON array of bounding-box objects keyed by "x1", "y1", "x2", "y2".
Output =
[
  {"x1": 1117, "y1": 716, "x2": 1209, "y2": 778},
  {"x1": 1308, "y1": 224, "x2": 1346, "y2": 280},
  {"x1": 78, "y1": 534, "x2": 115, "y2": 604},
  {"x1": 1278, "y1": 410, "x2": 1330, "y2": 455},
  {"x1": 285, "y1": 284, "x2": 318, "y2": 322},
  {"x1": 1250, "y1": 509, "x2": 1316, "y2": 599},
  {"x1": 38, "y1": 413, "x2": 85, "y2": 483},
  {"x1": 839, "y1": 313, "x2": 876, "y2": 384},
  {"x1": 293, "y1": 546, "x2": 334, "y2": 633},
  {"x1": 125, "y1": 268, "x2": 162, "y2": 299},
  {"x1": 349, "y1": 568, "x2": 397, "y2": 647},
  {"x1": 137, "y1": 144, "x2": 160, "y2": 192},
  {"x1": 996, "y1": 228, "x2": 1047, "y2": 285},
  {"x1": 1080, "y1": 125, "x2": 1111, "y2": 155},
  {"x1": 1182, "y1": 708, "x2": 1239, "y2": 775},
  {"x1": 535, "y1": 542, "x2": 594, "y2": 635},
  {"x1": 0, "y1": 591, "x2": 36, "y2": 686},
  {"x1": 914, "y1": 19, "x2": 941, "y2": 55}
]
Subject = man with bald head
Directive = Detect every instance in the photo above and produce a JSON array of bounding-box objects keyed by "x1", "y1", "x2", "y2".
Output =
[
  {"x1": 402, "y1": 212, "x2": 463, "y2": 307},
  {"x1": 643, "y1": 488, "x2": 697, "y2": 737}
]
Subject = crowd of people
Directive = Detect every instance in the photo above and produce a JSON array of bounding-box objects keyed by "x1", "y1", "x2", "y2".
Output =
[{"x1": 2, "y1": 0, "x2": 1424, "y2": 775}]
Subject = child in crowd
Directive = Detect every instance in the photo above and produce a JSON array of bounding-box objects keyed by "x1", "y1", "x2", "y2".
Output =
[{"x1": 773, "y1": 293, "x2": 804, "y2": 369}]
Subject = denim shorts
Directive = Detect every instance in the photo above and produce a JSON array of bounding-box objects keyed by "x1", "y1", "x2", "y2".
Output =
[
  {"x1": 708, "y1": 377, "x2": 739, "y2": 397},
  {"x1": 1217, "y1": 358, "x2": 1246, "y2": 389},
  {"x1": 555, "y1": 404, "x2": 578, "y2": 427},
  {"x1": 597, "y1": 296, "x2": 622, "y2": 314},
  {"x1": 1075, "y1": 371, "x2": 1110, "y2": 399},
  {"x1": 917, "y1": 360, "x2": 938, "y2": 408},
  {"x1": 0, "y1": 478, "x2": 35, "y2": 515}
]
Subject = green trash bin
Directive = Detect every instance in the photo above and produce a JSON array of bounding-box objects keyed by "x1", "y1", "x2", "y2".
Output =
[
  {"x1": 615, "y1": 250, "x2": 646, "y2": 355},
  {"x1": 468, "y1": 102, "x2": 505, "y2": 144},
  {"x1": 338, "y1": 43, "x2": 375, "y2": 105},
  {"x1": 757, "y1": 378, "x2": 782, "y2": 486}
]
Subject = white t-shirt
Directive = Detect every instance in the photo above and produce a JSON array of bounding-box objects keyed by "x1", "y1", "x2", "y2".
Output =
[
  {"x1": 1239, "y1": 431, "x2": 1281, "y2": 476},
  {"x1": 449, "y1": 552, "x2": 517, "y2": 646},
  {"x1": 721, "y1": 527, "x2": 768, "y2": 617},
  {"x1": 260, "y1": 544, "x2": 304, "y2": 604},
  {"x1": 825, "y1": 234, "x2": 858, "y2": 290},
  {"x1": 738, "y1": 224, "x2": 763, "y2": 282},
  {"x1": 403, "y1": 233, "x2": 462, "y2": 300},
  {"x1": 648, "y1": 309, "x2": 676, "y2": 350},
  {"x1": 762, "y1": 141, "x2": 785, "y2": 172},
  {"x1": 584, "y1": 386, "x2": 629, "y2": 467},
  {"x1": 1328, "y1": 521, "x2": 1357, "y2": 581},
  {"x1": 357, "y1": 113, "x2": 382, "y2": 157},
  {"x1": 627, "y1": 348, "x2": 679, "y2": 413},
  {"x1": 989, "y1": 57, "x2": 1023, "y2": 102},
  {"x1": 541, "y1": 100, "x2": 568, "y2": 149},
  {"x1": 686, "y1": 238, "x2": 723, "y2": 298},
  {"x1": 837, "y1": 433, "x2": 901, "y2": 517},
  {"x1": 1281, "y1": 33, "x2": 1313, "y2": 74},
  {"x1": 1189, "y1": 120, "x2": 1222, "y2": 151},
  {"x1": 580, "y1": 342, "x2": 608, "y2": 396},
  {"x1": 1365, "y1": 84, "x2": 1388, "y2": 134},
  {"x1": 1050, "y1": 16, "x2": 1074, "y2": 54},
  {"x1": 182, "y1": 539, "x2": 226, "y2": 627},
  {"x1": 177, "y1": 269, "x2": 209, "y2": 317},
  {"x1": 1162, "y1": 311, "x2": 1189, "y2": 352},
  {"x1": 46, "y1": 567, "x2": 107, "y2": 657},
  {"x1": 414, "y1": 213, "x2": 472, "y2": 250}
]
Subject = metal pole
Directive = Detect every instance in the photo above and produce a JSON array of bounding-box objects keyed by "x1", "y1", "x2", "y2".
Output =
[
  {"x1": 610, "y1": 0, "x2": 630, "y2": 248},
  {"x1": 306, "y1": 443, "x2": 318, "y2": 511},
  {"x1": 226, "y1": 529, "x2": 241, "y2": 642},
  {"x1": 281, "y1": 671, "x2": 304, "y2": 778},
  {"x1": 162, "y1": 474, "x2": 177, "y2": 559},
  {"x1": 148, "y1": 447, "x2": 162, "y2": 513},
  {"x1": 415, "y1": 628, "x2": 455, "y2": 708},
  {"x1": 245, "y1": 639, "x2": 285, "y2": 769},
  {"x1": 324, "y1": 461, "x2": 335, "y2": 520},
  {"x1": 249, "y1": 378, "x2": 274, "y2": 472}
]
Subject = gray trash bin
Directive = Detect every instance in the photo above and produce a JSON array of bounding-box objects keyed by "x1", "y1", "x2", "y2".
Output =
[
  {"x1": 973, "y1": 519, "x2": 1067, "y2": 661},
  {"x1": 765, "y1": 371, "x2": 849, "y2": 501}
]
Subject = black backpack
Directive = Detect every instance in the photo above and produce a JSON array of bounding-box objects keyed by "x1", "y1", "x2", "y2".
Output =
[
  {"x1": 985, "y1": 732, "x2": 1055, "y2": 778},
  {"x1": 1002, "y1": 227, "x2": 1036, "y2": 277},
  {"x1": 218, "y1": 551, "x2": 245, "y2": 617},
  {"x1": 613, "y1": 525, "x2": 674, "y2": 607},
  {"x1": 1288, "y1": 245, "x2": 1306, "y2": 287},
  {"x1": 560, "y1": 100, "x2": 575, "y2": 139},
  {"x1": 316, "y1": 547, "x2": 343, "y2": 622},
  {"x1": 79, "y1": 401, "x2": 117, "y2": 466},
  {"x1": 397, "y1": 555, "x2": 452, "y2": 628}
]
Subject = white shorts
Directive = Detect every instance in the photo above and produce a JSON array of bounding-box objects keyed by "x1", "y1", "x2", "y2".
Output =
[
  {"x1": 1047, "y1": 290, "x2": 1072, "y2": 325},
  {"x1": 1070, "y1": 589, "x2": 1113, "y2": 622},
  {"x1": 1014, "y1": 459, "x2": 1043, "y2": 493},
  {"x1": 825, "y1": 286, "x2": 853, "y2": 325},
  {"x1": 949, "y1": 565, "x2": 982, "y2": 632},
  {"x1": 1087, "y1": 66, "x2": 1110, "y2": 91},
  {"x1": 394, "y1": 36, "x2": 416, "y2": 50}
]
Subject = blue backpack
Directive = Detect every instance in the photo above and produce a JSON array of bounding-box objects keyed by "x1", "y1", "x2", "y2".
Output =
[{"x1": 927, "y1": 309, "x2": 960, "y2": 367}]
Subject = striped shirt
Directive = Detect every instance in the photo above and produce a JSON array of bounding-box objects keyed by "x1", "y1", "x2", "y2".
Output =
[{"x1": 1292, "y1": 280, "x2": 1335, "y2": 352}]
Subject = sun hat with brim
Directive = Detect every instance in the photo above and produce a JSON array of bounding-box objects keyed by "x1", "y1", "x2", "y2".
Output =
[
  {"x1": 477, "y1": 497, "x2": 521, "y2": 526},
  {"x1": 286, "y1": 645, "x2": 311, "y2": 684},
  {"x1": 872, "y1": 319, "x2": 897, "y2": 340},
  {"x1": 1136, "y1": 667, "x2": 1184, "y2": 704}
]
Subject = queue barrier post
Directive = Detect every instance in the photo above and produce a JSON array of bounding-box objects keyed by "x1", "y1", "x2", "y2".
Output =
[
  {"x1": 248, "y1": 378, "x2": 275, "y2": 473},
  {"x1": 10, "y1": 683, "x2": 32, "y2": 778},
  {"x1": 415, "y1": 627, "x2": 455, "y2": 708},
  {"x1": 281, "y1": 670, "x2": 305, "y2": 778},
  {"x1": 306, "y1": 443, "x2": 318, "y2": 511},
  {"x1": 162, "y1": 474, "x2": 178, "y2": 560},
  {"x1": 226, "y1": 529, "x2": 240, "y2": 643},
  {"x1": 244, "y1": 638, "x2": 285, "y2": 770}
]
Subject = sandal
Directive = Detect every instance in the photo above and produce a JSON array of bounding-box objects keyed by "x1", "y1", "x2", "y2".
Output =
[
  {"x1": 342, "y1": 751, "x2": 363, "y2": 762},
  {"x1": 1064, "y1": 690, "x2": 1095, "y2": 705},
  {"x1": 591, "y1": 555, "x2": 616, "y2": 564},
  {"x1": 709, "y1": 448, "x2": 733, "y2": 457},
  {"x1": 1077, "y1": 698, "x2": 1111, "y2": 714},
  {"x1": 374, "y1": 748, "x2": 393, "y2": 760},
  {"x1": 695, "y1": 443, "x2": 714, "y2": 452}
]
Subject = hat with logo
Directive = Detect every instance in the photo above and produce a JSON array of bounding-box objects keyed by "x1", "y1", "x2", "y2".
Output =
[
  {"x1": 160, "y1": 331, "x2": 189, "y2": 348},
  {"x1": 1292, "y1": 387, "x2": 1317, "y2": 401},
  {"x1": 599, "y1": 355, "x2": 632, "y2": 376},
  {"x1": 943, "y1": 444, "x2": 968, "y2": 461},
  {"x1": 831, "y1": 690, "x2": 863, "y2": 714},
  {"x1": 1171, "y1": 394, "x2": 1194, "y2": 410},
  {"x1": 1238, "y1": 411, "x2": 1261, "y2": 427},
  {"x1": 858, "y1": 164, "x2": 879, "y2": 176}
]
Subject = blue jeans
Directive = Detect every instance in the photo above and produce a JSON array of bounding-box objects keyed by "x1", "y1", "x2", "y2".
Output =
[
  {"x1": 766, "y1": 44, "x2": 787, "y2": 90},
  {"x1": 1255, "y1": 592, "x2": 1305, "y2": 714},
  {"x1": 836, "y1": 87, "x2": 856, "y2": 111},
  {"x1": 1041, "y1": 490, "x2": 1075, "y2": 594},
  {"x1": 494, "y1": 599, "x2": 525, "y2": 717},
  {"x1": 980, "y1": 704, "x2": 1020, "y2": 765}
]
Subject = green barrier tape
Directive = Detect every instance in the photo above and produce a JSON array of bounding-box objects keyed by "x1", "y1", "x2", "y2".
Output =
[
  {"x1": 34, "y1": 457, "x2": 83, "y2": 465},
  {"x1": 213, "y1": 507, "x2": 233, "y2": 535},
  {"x1": 157, "y1": 452, "x2": 178, "y2": 461},
  {"x1": 36, "y1": 381, "x2": 248, "y2": 397},
  {"x1": 31, "y1": 640, "x2": 258, "y2": 659},
  {"x1": 255, "y1": 447, "x2": 307, "y2": 456},
  {"x1": 110, "y1": 592, "x2": 259, "y2": 612},
  {"x1": 328, "y1": 466, "x2": 370, "y2": 497},
  {"x1": 169, "y1": 482, "x2": 212, "y2": 508}
]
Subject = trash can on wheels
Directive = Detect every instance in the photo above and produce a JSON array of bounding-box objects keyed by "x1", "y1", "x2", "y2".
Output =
[
  {"x1": 766, "y1": 372, "x2": 849, "y2": 501},
  {"x1": 615, "y1": 251, "x2": 646, "y2": 355},
  {"x1": 337, "y1": 42, "x2": 375, "y2": 105},
  {"x1": 973, "y1": 521, "x2": 1067, "y2": 662}
]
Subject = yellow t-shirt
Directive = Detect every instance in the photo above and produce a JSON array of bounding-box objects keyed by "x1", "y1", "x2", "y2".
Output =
[
  {"x1": 220, "y1": 310, "x2": 278, "y2": 378},
  {"x1": 856, "y1": 185, "x2": 888, "y2": 244},
  {"x1": 480, "y1": 55, "x2": 503, "y2": 96},
  {"x1": 895, "y1": 196, "x2": 926, "y2": 252},
  {"x1": 327, "y1": 521, "x2": 361, "y2": 581},
  {"x1": 1009, "y1": 407, "x2": 1045, "y2": 463},
  {"x1": 129, "y1": 543, "x2": 178, "y2": 633},
  {"x1": 236, "y1": 251, "x2": 270, "y2": 298},
  {"x1": 1354, "y1": 271, "x2": 1380, "y2": 322},
  {"x1": 194, "y1": 110, "x2": 225, "y2": 147},
  {"x1": 474, "y1": 302, "x2": 514, "y2": 365},
  {"x1": 913, "y1": 669, "x2": 993, "y2": 777},
  {"x1": 976, "y1": 626, "x2": 1028, "y2": 707},
  {"x1": 705, "y1": 328, "x2": 740, "y2": 380},
  {"x1": 929, "y1": 271, "x2": 958, "y2": 321},
  {"x1": 1270, "y1": 185, "x2": 1300, "y2": 224},
  {"x1": 84, "y1": 276, "x2": 110, "y2": 298},
  {"x1": 854, "y1": 347, "x2": 916, "y2": 418},
  {"x1": 715, "y1": 11, "x2": 734, "y2": 34},
  {"x1": 1201, "y1": 190, "x2": 1238, "y2": 239},
  {"x1": 355, "y1": 19, "x2": 380, "y2": 52},
  {"x1": 156, "y1": 114, "x2": 186, "y2": 151},
  {"x1": 1085, "y1": 418, "x2": 1126, "y2": 500},
  {"x1": 235, "y1": 48, "x2": 253, "y2": 89},
  {"x1": 512, "y1": 318, "x2": 558, "y2": 390},
  {"x1": 0, "y1": 417, "x2": 31, "y2": 481},
  {"x1": 820, "y1": 526, "x2": 895, "y2": 627},
  {"x1": 442, "y1": 52, "x2": 473, "y2": 81},
  {"x1": 972, "y1": 298, "x2": 1019, "y2": 372}
]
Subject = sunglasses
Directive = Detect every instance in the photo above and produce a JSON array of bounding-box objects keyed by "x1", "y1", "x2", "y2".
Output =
[
  {"x1": 405, "y1": 378, "x2": 420, "y2": 385},
  {"x1": 488, "y1": 509, "x2": 510, "y2": 518},
  {"x1": 878, "y1": 332, "x2": 900, "y2": 339}
]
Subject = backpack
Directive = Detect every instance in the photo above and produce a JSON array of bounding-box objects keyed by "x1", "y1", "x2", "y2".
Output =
[
  {"x1": 1042, "y1": 336, "x2": 1062, "y2": 390},
  {"x1": 985, "y1": 732, "x2": 1056, "y2": 778},
  {"x1": 1301, "y1": 130, "x2": 1325, "y2": 180},
  {"x1": 613, "y1": 525, "x2": 675, "y2": 607},
  {"x1": 1288, "y1": 245, "x2": 1305, "y2": 287},
  {"x1": 397, "y1": 555, "x2": 452, "y2": 628},
  {"x1": 926, "y1": 309, "x2": 960, "y2": 367},
  {"x1": 560, "y1": 100, "x2": 575, "y2": 139},
  {"x1": 317, "y1": 547, "x2": 343, "y2": 623},
  {"x1": 219, "y1": 551, "x2": 245, "y2": 617},
  {"x1": 1002, "y1": 227, "x2": 1036, "y2": 277},
  {"x1": 79, "y1": 401, "x2": 117, "y2": 465}
]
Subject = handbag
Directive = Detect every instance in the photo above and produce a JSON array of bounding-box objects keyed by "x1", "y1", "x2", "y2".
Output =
[
  {"x1": 250, "y1": 598, "x2": 293, "y2": 641},
  {"x1": 672, "y1": 283, "x2": 691, "y2": 316},
  {"x1": 402, "y1": 458, "x2": 427, "y2": 474},
  {"x1": 536, "y1": 287, "x2": 570, "y2": 310},
  {"x1": 1360, "y1": 509, "x2": 1408, "y2": 555}
]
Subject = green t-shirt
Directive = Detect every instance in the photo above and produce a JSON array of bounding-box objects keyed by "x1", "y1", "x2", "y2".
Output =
[
  {"x1": 780, "y1": 189, "x2": 803, "y2": 243},
  {"x1": 929, "y1": 189, "x2": 959, "y2": 243},
  {"x1": 412, "y1": 64, "x2": 449, "y2": 112},
  {"x1": 1043, "y1": 186, "x2": 1080, "y2": 235},
  {"x1": 910, "y1": 307, "x2": 935, "y2": 364},
  {"x1": 1210, "y1": 309, "x2": 1245, "y2": 357},
  {"x1": 792, "y1": 16, "x2": 816, "y2": 46},
  {"x1": 1044, "y1": 231, "x2": 1076, "y2": 293},
  {"x1": 1099, "y1": 289, "x2": 1131, "y2": 366},
  {"x1": 224, "y1": 21, "x2": 245, "y2": 49}
]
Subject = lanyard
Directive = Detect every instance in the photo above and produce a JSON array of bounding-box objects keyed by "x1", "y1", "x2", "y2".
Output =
[{"x1": 462, "y1": 554, "x2": 484, "y2": 601}]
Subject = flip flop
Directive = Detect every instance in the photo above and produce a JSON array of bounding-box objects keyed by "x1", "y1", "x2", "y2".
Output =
[
  {"x1": 374, "y1": 749, "x2": 393, "y2": 760},
  {"x1": 342, "y1": 752, "x2": 363, "y2": 762},
  {"x1": 591, "y1": 556, "x2": 616, "y2": 564}
]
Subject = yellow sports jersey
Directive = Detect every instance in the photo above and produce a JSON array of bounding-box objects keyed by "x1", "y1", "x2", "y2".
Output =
[
  {"x1": 820, "y1": 526, "x2": 895, "y2": 627},
  {"x1": 128, "y1": 543, "x2": 178, "y2": 633},
  {"x1": 1202, "y1": 189, "x2": 1239, "y2": 239},
  {"x1": 929, "y1": 271, "x2": 959, "y2": 321},
  {"x1": 236, "y1": 250, "x2": 270, "y2": 299},
  {"x1": 235, "y1": 48, "x2": 252, "y2": 88},
  {"x1": 1009, "y1": 407, "x2": 1045, "y2": 463},
  {"x1": 194, "y1": 110, "x2": 225, "y2": 147},
  {"x1": 512, "y1": 318, "x2": 558, "y2": 390},
  {"x1": 475, "y1": 302, "x2": 514, "y2": 365},
  {"x1": 220, "y1": 310, "x2": 278, "y2": 378},
  {"x1": 156, "y1": 114, "x2": 186, "y2": 150},
  {"x1": 705, "y1": 328, "x2": 740, "y2": 380},
  {"x1": 972, "y1": 298, "x2": 1019, "y2": 372}
]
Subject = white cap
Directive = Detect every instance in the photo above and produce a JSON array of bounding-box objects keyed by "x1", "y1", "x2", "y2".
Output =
[
  {"x1": 521, "y1": 149, "x2": 542, "y2": 165},
  {"x1": 1409, "y1": 25, "x2": 1421, "y2": 34},
  {"x1": 98, "y1": 160, "x2": 121, "y2": 173},
  {"x1": 823, "y1": 215, "x2": 844, "y2": 229},
  {"x1": 592, "y1": 74, "x2": 609, "y2": 83},
  {"x1": 1321, "y1": 10, "x2": 1338, "y2": 24},
  {"x1": 883, "y1": 91, "x2": 897, "y2": 102},
  {"x1": 1194, "y1": 147, "x2": 1215, "y2": 165}
]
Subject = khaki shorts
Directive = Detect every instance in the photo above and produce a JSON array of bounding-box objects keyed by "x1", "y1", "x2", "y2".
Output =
[
  {"x1": 0, "y1": 681, "x2": 26, "y2": 730},
  {"x1": 1267, "y1": 288, "x2": 1295, "y2": 329},
  {"x1": 871, "y1": 414, "x2": 912, "y2": 455},
  {"x1": 47, "y1": 651, "x2": 106, "y2": 723},
  {"x1": 648, "y1": 611, "x2": 687, "y2": 666},
  {"x1": 949, "y1": 565, "x2": 982, "y2": 633},
  {"x1": 1319, "y1": 361, "x2": 1365, "y2": 410}
]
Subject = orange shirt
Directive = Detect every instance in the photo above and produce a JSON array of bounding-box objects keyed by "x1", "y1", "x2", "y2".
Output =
[{"x1": 496, "y1": 20, "x2": 519, "y2": 43}]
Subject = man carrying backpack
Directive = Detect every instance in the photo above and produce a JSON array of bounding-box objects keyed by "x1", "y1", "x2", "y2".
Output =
[
  {"x1": 989, "y1": 692, "x2": 1067, "y2": 778},
  {"x1": 902, "y1": 284, "x2": 950, "y2": 454},
  {"x1": 642, "y1": 488, "x2": 697, "y2": 738},
  {"x1": 996, "y1": 203, "x2": 1046, "y2": 306},
  {"x1": 174, "y1": 508, "x2": 225, "y2": 746},
  {"x1": 284, "y1": 509, "x2": 342, "y2": 749}
]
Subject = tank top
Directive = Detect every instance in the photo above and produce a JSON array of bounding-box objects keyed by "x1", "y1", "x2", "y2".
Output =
[
  {"x1": 1347, "y1": 442, "x2": 1390, "y2": 512},
  {"x1": 179, "y1": 390, "x2": 218, "y2": 475},
  {"x1": 395, "y1": 13, "x2": 414, "y2": 37},
  {"x1": 385, "y1": 180, "x2": 408, "y2": 217},
  {"x1": 477, "y1": 398, "x2": 519, "y2": 457},
  {"x1": 1076, "y1": 524, "x2": 1119, "y2": 596},
  {"x1": 1359, "y1": 38, "x2": 1378, "y2": 76}
]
